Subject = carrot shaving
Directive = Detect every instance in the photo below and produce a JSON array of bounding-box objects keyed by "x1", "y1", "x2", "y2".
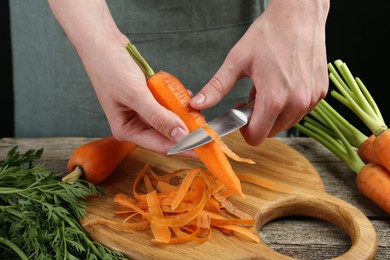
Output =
[
  {"x1": 149, "y1": 190, "x2": 209, "y2": 227},
  {"x1": 202, "y1": 124, "x2": 256, "y2": 164},
  {"x1": 132, "y1": 162, "x2": 149, "y2": 200},
  {"x1": 236, "y1": 172, "x2": 290, "y2": 193},
  {"x1": 156, "y1": 227, "x2": 210, "y2": 244},
  {"x1": 213, "y1": 192, "x2": 253, "y2": 220},
  {"x1": 147, "y1": 190, "x2": 171, "y2": 243},
  {"x1": 94, "y1": 161, "x2": 283, "y2": 244},
  {"x1": 212, "y1": 224, "x2": 260, "y2": 243},
  {"x1": 156, "y1": 181, "x2": 176, "y2": 193},
  {"x1": 144, "y1": 174, "x2": 155, "y2": 193},
  {"x1": 171, "y1": 168, "x2": 199, "y2": 211}
]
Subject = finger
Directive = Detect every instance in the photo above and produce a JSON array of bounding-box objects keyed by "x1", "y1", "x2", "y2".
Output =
[
  {"x1": 138, "y1": 98, "x2": 190, "y2": 143},
  {"x1": 190, "y1": 56, "x2": 242, "y2": 110},
  {"x1": 118, "y1": 119, "x2": 197, "y2": 158},
  {"x1": 110, "y1": 86, "x2": 190, "y2": 144},
  {"x1": 266, "y1": 95, "x2": 314, "y2": 137},
  {"x1": 240, "y1": 96, "x2": 277, "y2": 146}
]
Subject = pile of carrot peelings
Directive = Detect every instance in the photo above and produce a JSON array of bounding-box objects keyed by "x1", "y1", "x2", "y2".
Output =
[
  {"x1": 83, "y1": 130, "x2": 289, "y2": 244},
  {"x1": 84, "y1": 163, "x2": 263, "y2": 244}
]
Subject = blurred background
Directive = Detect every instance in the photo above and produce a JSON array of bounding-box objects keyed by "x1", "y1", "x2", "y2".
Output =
[{"x1": 1, "y1": 1, "x2": 388, "y2": 138}]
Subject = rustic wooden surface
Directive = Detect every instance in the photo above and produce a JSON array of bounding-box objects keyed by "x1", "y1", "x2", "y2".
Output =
[{"x1": 1, "y1": 136, "x2": 389, "y2": 259}]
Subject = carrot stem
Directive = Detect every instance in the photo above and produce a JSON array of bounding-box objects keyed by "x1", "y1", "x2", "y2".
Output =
[
  {"x1": 126, "y1": 42, "x2": 155, "y2": 78},
  {"x1": 328, "y1": 60, "x2": 387, "y2": 136},
  {"x1": 62, "y1": 166, "x2": 84, "y2": 182},
  {"x1": 295, "y1": 100, "x2": 365, "y2": 174}
]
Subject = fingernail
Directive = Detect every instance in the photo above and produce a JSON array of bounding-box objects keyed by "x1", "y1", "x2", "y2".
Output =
[
  {"x1": 193, "y1": 93, "x2": 206, "y2": 105},
  {"x1": 170, "y1": 127, "x2": 188, "y2": 142}
]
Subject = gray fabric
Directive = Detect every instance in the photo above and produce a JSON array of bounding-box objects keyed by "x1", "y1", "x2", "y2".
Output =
[{"x1": 10, "y1": 0, "x2": 267, "y2": 138}]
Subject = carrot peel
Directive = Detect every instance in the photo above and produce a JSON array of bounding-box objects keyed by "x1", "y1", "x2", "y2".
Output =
[{"x1": 93, "y1": 163, "x2": 268, "y2": 244}]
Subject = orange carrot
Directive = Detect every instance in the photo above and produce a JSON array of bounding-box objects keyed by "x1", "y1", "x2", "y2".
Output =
[
  {"x1": 373, "y1": 130, "x2": 390, "y2": 173},
  {"x1": 296, "y1": 98, "x2": 390, "y2": 214},
  {"x1": 357, "y1": 134, "x2": 380, "y2": 165},
  {"x1": 126, "y1": 42, "x2": 245, "y2": 197},
  {"x1": 297, "y1": 99, "x2": 380, "y2": 165},
  {"x1": 356, "y1": 163, "x2": 390, "y2": 214},
  {"x1": 328, "y1": 60, "x2": 388, "y2": 167},
  {"x1": 64, "y1": 136, "x2": 136, "y2": 184}
]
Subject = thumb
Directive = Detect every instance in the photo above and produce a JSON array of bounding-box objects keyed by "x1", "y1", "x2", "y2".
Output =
[
  {"x1": 190, "y1": 60, "x2": 241, "y2": 110},
  {"x1": 136, "y1": 97, "x2": 190, "y2": 143}
]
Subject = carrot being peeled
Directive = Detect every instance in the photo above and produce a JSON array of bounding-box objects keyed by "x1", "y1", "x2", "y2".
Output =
[
  {"x1": 64, "y1": 136, "x2": 136, "y2": 184},
  {"x1": 126, "y1": 42, "x2": 245, "y2": 197},
  {"x1": 202, "y1": 124, "x2": 255, "y2": 164}
]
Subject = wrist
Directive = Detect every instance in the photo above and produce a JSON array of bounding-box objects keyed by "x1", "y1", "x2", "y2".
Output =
[
  {"x1": 48, "y1": 0, "x2": 128, "y2": 58},
  {"x1": 265, "y1": 0, "x2": 330, "y2": 25}
]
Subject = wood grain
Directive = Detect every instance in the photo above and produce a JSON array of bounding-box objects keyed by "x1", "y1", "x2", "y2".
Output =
[{"x1": 77, "y1": 132, "x2": 378, "y2": 260}]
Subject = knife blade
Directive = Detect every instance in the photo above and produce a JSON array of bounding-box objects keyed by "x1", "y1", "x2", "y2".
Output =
[{"x1": 167, "y1": 100, "x2": 255, "y2": 155}]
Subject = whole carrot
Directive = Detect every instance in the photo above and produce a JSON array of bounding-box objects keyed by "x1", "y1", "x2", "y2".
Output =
[
  {"x1": 302, "y1": 99, "x2": 380, "y2": 165},
  {"x1": 358, "y1": 134, "x2": 380, "y2": 165},
  {"x1": 356, "y1": 162, "x2": 390, "y2": 214},
  {"x1": 296, "y1": 100, "x2": 390, "y2": 214},
  {"x1": 126, "y1": 42, "x2": 244, "y2": 197},
  {"x1": 373, "y1": 130, "x2": 390, "y2": 172},
  {"x1": 65, "y1": 136, "x2": 136, "y2": 184},
  {"x1": 328, "y1": 59, "x2": 388, "y2": 168}
]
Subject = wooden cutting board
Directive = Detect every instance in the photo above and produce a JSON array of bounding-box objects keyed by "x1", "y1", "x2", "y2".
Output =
[{"x1": 82, "y1": 131, "x2": 377, "y2": 259}]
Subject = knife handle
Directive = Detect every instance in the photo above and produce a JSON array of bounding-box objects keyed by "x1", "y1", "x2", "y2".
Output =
[{"x1": 238, "y1": 100, "x2": 255, "y2": 120}]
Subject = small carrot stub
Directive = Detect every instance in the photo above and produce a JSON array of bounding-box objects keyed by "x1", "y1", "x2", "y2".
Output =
[
  {"x1": 82, "y1": 163, "x2": 279, "y2": 244},
  {"x1": 356, "y1": 163, "x2": 390, "y2": 214},
  {"x1": 66, "y1": 136, "x2": 136, "y2": 184},
  {"x1": 147, "y1": 71, "x2": 245, "y2": 197}
]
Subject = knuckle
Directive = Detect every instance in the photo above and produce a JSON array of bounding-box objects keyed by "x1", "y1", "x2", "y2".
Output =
[
  {"x1": 207, "y1": 77, "x2": 227, "y2": 97},
  {"x1": 148, "y1": 112, "x2": 169, "y2": 134},
  {"x1": 111, "y1": 126, "x2": 126, "y2": 141}
]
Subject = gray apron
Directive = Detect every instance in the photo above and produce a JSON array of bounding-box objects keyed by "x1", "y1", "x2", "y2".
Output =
[{"x1": 10, "y1": 0, "x2": 267, "y2": 138}]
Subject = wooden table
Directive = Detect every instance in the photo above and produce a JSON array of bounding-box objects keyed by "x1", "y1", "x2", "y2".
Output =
[{"x1": 1, "y1": 137, "x2": 389, "y2": 259}]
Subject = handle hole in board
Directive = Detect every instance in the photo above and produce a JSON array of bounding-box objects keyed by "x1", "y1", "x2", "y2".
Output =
[{"x1": 259, "y1": 216, "x2": 351, "y2": 259}]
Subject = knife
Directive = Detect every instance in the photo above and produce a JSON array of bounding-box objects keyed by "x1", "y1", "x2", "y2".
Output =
[{"x1": 167, "y1": 100, "x2": 255, "y2": 155}]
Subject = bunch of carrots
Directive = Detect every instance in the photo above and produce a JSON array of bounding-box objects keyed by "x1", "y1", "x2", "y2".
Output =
[
  {"x1": 63, "y1": 41, "x2": 287, "y2": 244},
  {"x1": 296, "y1": 59, "x2": 390, "y2": 214}
]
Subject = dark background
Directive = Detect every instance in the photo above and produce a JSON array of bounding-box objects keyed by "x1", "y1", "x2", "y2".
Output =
[{"x1": 1, "y1": 1, "x2": 388, "y2": 138}]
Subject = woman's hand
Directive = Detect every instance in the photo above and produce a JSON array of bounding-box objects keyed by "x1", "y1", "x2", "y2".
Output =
[
  {"x1": 190, "y1": 0, "x2": 330, "y2": 146},
  {"x1": 48, "y1": 0, "x2": 190, "y2": 154}
]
